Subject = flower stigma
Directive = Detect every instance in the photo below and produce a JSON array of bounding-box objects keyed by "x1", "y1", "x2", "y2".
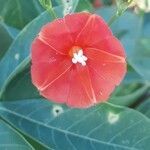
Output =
[{"x1": 72, "y1": 49, "x2": 88, "y2": 66}]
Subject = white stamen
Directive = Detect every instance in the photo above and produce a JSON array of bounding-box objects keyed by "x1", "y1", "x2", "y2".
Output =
[
  {"x1": 82, "y1": 55, "x2": 88, "y2": 61},
  {"x1": 78, "y1": 50, "x2": 83, "y2": 56},
  {"x1": 72, "y1": 58, "x2": 77, "y2": 64},
  {"x1": 72, "y1": 49, "x2": 87, "y2": 66}
]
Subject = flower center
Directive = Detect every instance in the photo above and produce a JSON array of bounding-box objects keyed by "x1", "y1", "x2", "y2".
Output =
[{"x1": 69, "y1": 46, "x2": 87, "y2": 66}]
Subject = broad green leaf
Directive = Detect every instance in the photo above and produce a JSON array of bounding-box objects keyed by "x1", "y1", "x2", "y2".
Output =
[
  {"x1": 0, "y1": 99, "x2": 150, "y2": 150},
  {"x1": 136, "y1": 98, "x2": 150, "y2": 118},
  {"x1": 123, "y1": 66, "x2": 143, "y2": 84},
  {"x1": 0, "y1": 7, "x2": 63, "y2": 90},
  {"x1": 109, "y1": 84, "x2": 148, "y2": 106},
  {"x1": 75, "y1": 0, "x2": 93, "y2": 12},
  {"x1": 0, "y1": 119, "x2": 33, "y2": 150},
  {"x1": 126, "y1": 38, "x2": 150, "y2": 82},
  {"x1": 120, "y1": 13, "x2": 150, "y2": 82},
  {"x1": 0, "y1": 22, "x2": 19, "y2": 60},
  {"x1": 0, "y1": 0, "x2": 43, "y2": 29},
  {"x1": 96, "y1": 7, "x2": 140, "y2": 40},
  {"x1": 22, "y1": 133, "x2": 49, "y2": 150},
  {"x1": 0, "y1": 57, "x2": 40, "y2": 101}
]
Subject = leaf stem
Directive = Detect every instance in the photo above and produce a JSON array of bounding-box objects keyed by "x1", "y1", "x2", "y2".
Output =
[
  {"x1": 108, "y1": 0, "x2": 134, "y2": 26},
  {"x1": 108, "y1": 13, "x2": 118, "y2": 26},
  {"x1": 39, "y1": 0, "x2": 58, "y2": 20},
  {"x1": 47, "y1": 7, "x2": 57, "y2": 19}
]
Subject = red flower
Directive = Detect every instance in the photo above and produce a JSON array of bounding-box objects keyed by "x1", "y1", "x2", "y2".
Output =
[
  {"x1": 93, "y1": 0, "x2": 103, "y2": 8},
  {"x1": 31, "y1": 12, "x2": 126, "y2": 108}
]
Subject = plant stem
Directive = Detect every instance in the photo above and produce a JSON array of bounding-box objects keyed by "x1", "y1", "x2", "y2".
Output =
[
  {"x1": 39, "y1": 0, "x2": 58, "y2": 20},
  {"x1": 108, "y1": 13, "x2": 118, "y2": 26},
  {"x1": 47, "y1": 8, "x2": 57, "y2": 19}
]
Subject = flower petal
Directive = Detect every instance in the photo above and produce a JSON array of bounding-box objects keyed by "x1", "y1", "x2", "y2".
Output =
[
  {"x1": 89, "y1": 66, "x2": 116, "y2": 102},
  {"x1": 40, "y1": 67, "x2": 72, "y2": 103},
  {"x1": 75, "y1": 14, "x2": 112, "y2": 47},
  {"x1": 66, "y1": 66, "x2": 94, "y2": 108},
  {"x1": 87, "y1": 59, "x2": 126, "y2": 86},
  {"x1": 64, "y1": 12, "x2": 91, "y2": 42},
  {"x1": 31, "y1": 38, "x2": 62, "y2": 64},
  {"x1": 31, "y1": 59, "x2": 72, "y2": 90},
  {"x1": 84, "y1": 44, "x2": 126, "y2": 85},
  {"x1": 88, "y1": 36, "x2": 126, "y2": 57},
  {"x1": 31, "y1": 62, "x2": 53, "y2": 89},
  {"x1": 85, "y1": 47, "x2": 125, "y2": 63},
  {"x1": 39, "y1": 18, "x2": 74, "y2": 55},
  {"x1": 76, "y1": 64, "x2": 96, "y2": 103}
]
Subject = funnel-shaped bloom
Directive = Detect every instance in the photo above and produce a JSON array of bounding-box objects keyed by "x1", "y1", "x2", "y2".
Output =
[{"x1": 31, "y1": 12, "x2": 126, "y2": 108}]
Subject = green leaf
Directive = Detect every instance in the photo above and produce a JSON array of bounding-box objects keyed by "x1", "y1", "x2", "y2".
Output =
[
  {"x1": 0, "y1": 0, "x2": 44, "y2": 29},
  {"x1": 76, "y1": 0, "x2": 93, "y2": 12},
  {"x1": 116, "y1": 0, "x2": 133, "y2": 15},
  {"x1": 0, "y1": 119, "x2": 33, "y2": 150},
  {"x1": 39, "y1": 0, "x2": 52, "y2": 10},
  {"x1": 121, "y1": 13, "x2": 150, "y2": 82},
  {"x1": 136, "y1": 98, "x2": 150, "y2": 118},
  {"x1": 0, "y1": 7, "x2": 63, "y2": 90},
  {"x1": 0, "y1": 99, "x2": 150, "y2": 150},
  {"x1": 126, "y1": 38, "x2": 150, "y2": 82},
  {"x1": 96, "y1": 6, "x2": 141, "y2": 39},
  {"x1": 22, "y1": 133, "x2": 49, "y2": 150},
  {"x1": 109, "y1": 84, "x2": 148, "y2": 106},
  {"x1": 123, "y1": 66, "x2": 143, "y2": 84},
  {"x1": 0, "y1": 22, "x2": 19, "y2": 60},
  {"x1": 0, "y1": 57, "x2": 40, "y2": 101}
]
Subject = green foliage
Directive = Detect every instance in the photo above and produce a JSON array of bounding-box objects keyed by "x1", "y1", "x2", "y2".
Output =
[
  {"x1": 0, "y1": 119, "x2": 33, "y2": 149},
  {"x1": 0, "y1": 99, "x2": 150, "y2": 150},
  {"x1": 0, "y1": 1, "x2": 150, "y2": 149},
  {"x1": 0, "y1": 22, "x2": 19, "y2": 60},
  {"x1": 121, "y1": 12, "x2": 150, "y2": 81},
  {"x1": 39, "y1": 0, "x2": 52, "y2": 10},
  {"x1": 116, "y1": 0, "x2": 133, "y2": 15},
  {"x1": 0, "y1": 11, "x2": 51, "y2": 89},
  {"x1": 136, "y1": 98, "x2": 150, "y2": 118},
  {"x1": 0, "y1": 57, "x2": 40, "y2": 101},
  {"x1": 0, "y1": 0, "x2": 44, "y2": 29}
]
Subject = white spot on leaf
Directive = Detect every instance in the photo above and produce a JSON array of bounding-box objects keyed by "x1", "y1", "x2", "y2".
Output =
[
  {"x1": 14, "y1": 53, "x2": 20, "y2": 60},
  {"x1": 108, "y1": 112, "x2": 119, "y2": 124},
  {"x1": 52, "y1": 105, "x2": 64, "y2": 117},
  {"x1": 62, "y1": 0, "x2": 73, "y2": 15}
]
